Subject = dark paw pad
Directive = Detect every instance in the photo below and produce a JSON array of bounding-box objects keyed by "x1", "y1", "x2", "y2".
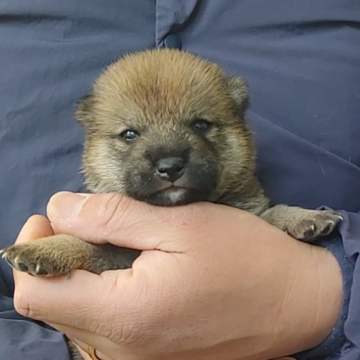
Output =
[
  {"x1": 0, "y1": 245, "x2": 71, "y2": 277},
  {"x1": 35, "y1": 267, "x2": 49, "y2": 276},
  {"x1": 16, "y1": 261, "x2": 29, "y2": 272},
  {"x1": 291, "y1": 211, "x2": 342, "y2": 242}
]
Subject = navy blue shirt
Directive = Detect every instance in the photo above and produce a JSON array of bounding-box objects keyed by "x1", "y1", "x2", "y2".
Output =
[{"x1": 0, "y1": 1, "x2": 359, "y2": 359}]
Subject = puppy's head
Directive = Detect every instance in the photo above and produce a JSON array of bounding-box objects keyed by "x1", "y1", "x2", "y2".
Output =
[{"x1": 76, "y1": 49, "x2": 255, "y2": 206}]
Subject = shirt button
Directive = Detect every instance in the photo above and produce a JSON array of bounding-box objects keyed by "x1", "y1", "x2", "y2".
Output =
[{"x1": 163, "y1": 34, "x2": 182, "y2": 50}]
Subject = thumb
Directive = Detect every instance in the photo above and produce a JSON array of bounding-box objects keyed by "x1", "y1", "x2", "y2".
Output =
[{"x1": 46, "y1": 191, "x2": 210, "y2": 250}]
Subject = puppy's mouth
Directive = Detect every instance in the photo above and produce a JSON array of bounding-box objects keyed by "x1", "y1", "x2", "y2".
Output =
[
  {"x1": 126, "y1": 168, "x2": 219, "y2": 206},
  {"x1": 144, "y1": 185, "x2": 212, "y2": 206}
]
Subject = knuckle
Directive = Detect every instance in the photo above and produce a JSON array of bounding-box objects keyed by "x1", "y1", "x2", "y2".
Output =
[{"x1": 92, "y1": 193, "x2": 132, "y2": 237}]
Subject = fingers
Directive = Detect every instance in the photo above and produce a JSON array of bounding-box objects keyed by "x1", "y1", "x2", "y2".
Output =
[
  {"x1": 13, "y1": 266, "x2": 138, "y2": 332},
  {"x1": 14, "y1": 214, "x2": 54, "y2": 245},
  {"x1": 11, "y1": 213, "x2": 145, "y2": 330},
  {"x1": 13, "y1": 192, "x2": 213, "y2": 336},
  {"x1": 13, "y1": 216, "x2": 123, "y2": 331},
  {"x1": 46, "y1": 191, "x2": 210, "y2": 250}
]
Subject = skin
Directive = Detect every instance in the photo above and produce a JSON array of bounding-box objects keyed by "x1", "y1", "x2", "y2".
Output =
[{"x1": 12, "y1": 191, "x2": 343, "y2": 360}]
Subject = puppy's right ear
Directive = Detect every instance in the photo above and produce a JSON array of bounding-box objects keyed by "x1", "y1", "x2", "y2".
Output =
[{"x1": 74, "y1": 94, "x2": 95, "y2": 127}]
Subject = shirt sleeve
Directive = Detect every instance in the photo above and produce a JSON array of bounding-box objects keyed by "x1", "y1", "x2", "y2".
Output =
[
  {"x1": 0, "y1": 260, "x2": 71, "y2": 360},
  {"x1": 293, "y1": 210, "x2": 360, "y2": 360}
]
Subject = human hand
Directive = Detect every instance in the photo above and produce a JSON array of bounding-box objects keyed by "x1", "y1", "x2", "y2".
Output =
[
  {"x1": 12, "y1": 212, "x2": 297, "y2": 360},
  {"x1": 12, "y1": 192, "x2": 342, "y2": 360}
]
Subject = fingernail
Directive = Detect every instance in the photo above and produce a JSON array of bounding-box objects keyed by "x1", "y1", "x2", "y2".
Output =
[{"x1": 47, "y1": 192, "x2": 89, "y2": 220}]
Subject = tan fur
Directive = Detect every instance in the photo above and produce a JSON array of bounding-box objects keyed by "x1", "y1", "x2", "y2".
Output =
[
  {"x1": 78, "y1": 49, "x2": 262, "y2": 212},
  {"x1": 0, "y1": 48, "x2": 342, "y2": 360}
]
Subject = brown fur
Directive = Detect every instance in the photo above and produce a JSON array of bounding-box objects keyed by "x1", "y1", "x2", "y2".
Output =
[
  {"x1": 0, "y1": 49, "x2": 341, "y2": 359},
  {"x1": 77, "y1": 49, "x2": 264, "y2": 212}
]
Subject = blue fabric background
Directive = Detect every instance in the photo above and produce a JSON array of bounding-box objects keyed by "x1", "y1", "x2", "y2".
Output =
[{"x1": 0, "y1": 1, "x2": 359, "y2": 359}]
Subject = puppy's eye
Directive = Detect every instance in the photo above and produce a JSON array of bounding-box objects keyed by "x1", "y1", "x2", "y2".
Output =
[
  {"x1": 191, "y1": 119, "x2": 213, "y2": 133},
  {"x1": 119, "y1": 129, "x2": 140, "y2": 142}
]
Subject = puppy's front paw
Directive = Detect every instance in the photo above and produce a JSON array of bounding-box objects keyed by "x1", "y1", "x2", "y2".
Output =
[
  {"x1": 0, "y1": 234, "x2": 93, "y2": 277},
  {"x1": 0, "y1": 242, "x2": 72, "y2": 277},
  {"x1": 287, "y1": 210, "x2": 342, "y2": 242}
]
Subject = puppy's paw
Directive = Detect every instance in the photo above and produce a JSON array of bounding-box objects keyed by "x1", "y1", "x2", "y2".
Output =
[
  {"x1": 1, "y1": 243, "x2": 71, "y2": 277},
  {"x1": 261, "y1": 205, "x2": 343, "y2": 243},
  {"x1": 285, "y1": 210, "x2": 342, "y2": 242},
  {"x1": 0, "y1": 235, "x2": 91, "y2": 277}
]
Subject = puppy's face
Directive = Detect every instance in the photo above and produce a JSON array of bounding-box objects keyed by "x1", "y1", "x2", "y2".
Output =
[{"x1": 76, "y1": 49, "x2": 254, "y2": 206}]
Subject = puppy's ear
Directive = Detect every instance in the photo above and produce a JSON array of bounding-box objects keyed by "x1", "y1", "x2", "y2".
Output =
[
  {"x1": 74, "y1": 94, "x2": 95, "y2": 127},
  {"x1": 227, "y1": 76, "x2": 249, "y2": 116}
]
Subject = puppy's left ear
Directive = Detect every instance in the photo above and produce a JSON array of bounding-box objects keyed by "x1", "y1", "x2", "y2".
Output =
[
  {"x1": 227, "y1": 76, "x2": 249, "y2": 116},
  {"x1": 74, "y1": 93, "x2": 95, "y2": 127}
]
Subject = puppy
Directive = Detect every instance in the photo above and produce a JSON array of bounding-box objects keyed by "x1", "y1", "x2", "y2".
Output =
[{"x1": 1, "y1": 48, "x2": 341, "y2": 358}]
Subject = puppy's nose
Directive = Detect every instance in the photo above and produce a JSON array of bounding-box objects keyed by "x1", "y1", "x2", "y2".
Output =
[{"x1": 156, "y1": 157, "x2": 185, "y2": 182}]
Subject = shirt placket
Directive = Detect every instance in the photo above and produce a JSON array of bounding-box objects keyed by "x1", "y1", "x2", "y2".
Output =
[{"x1": 155, "y1": 0, "x2": 199, "y2": 49}]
